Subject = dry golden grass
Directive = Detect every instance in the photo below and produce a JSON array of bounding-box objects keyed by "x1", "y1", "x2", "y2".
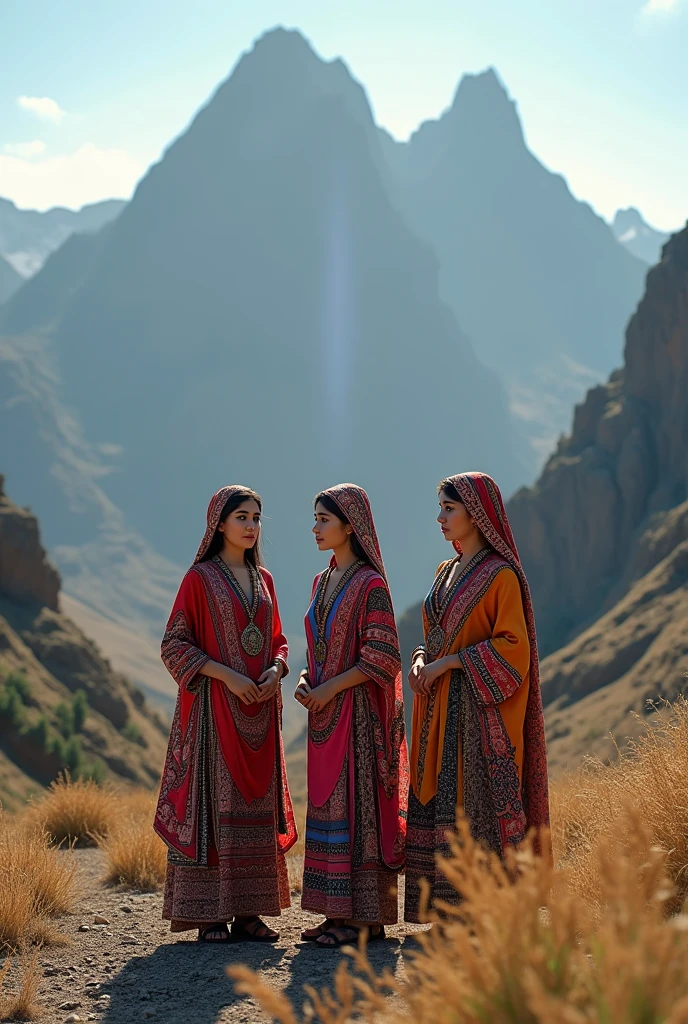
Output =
[
  {"x1": 551, "y1": 697, "x2": 688, "y2": 914},
  {"x1": 0, "y1": 818, "x2": 74, "y2": 952},
  {"x1": 230, "y1": 699, "x2": 688, "y2": 1023},
  {"x1": 0, "y1": 951, "x2": 42, "y2": 1021},
  {"x1": 24, "y1": 774, "x2": 119, "y2": 846},
  {"x1": 97, "y1": 790, "x2": 167, "y2": 890}
]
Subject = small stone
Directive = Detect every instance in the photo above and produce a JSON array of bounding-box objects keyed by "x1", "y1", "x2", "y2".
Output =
[
  {"x1": 140, "y1": 992, "x2": 151, "y2": 1001},
  {"x1": 97, "y1": 994, "x2": 111, "y2": 1002},
  {"x1": 93, "y1": 915, "x2": 110, "y2": 925},
  {"x1": 44, "y1": 967, "x2": 59, "y2": 977},
  {"x1": 91, "y1": 924, "x2": 107, "y2": 931},
  {"x1": 65, "y1": 1016, "x2": 82, "y2": 1024},
  {"x1": 60, "y1": 1003, "x2": 81, "y2": 1012},
  {"x1": 78, "y1": 924, "x2": 90, "y2": 932},
  {"x1": 119, "y1": 905, "x2": 133, "y2": 913},
  {"x1": 121, "y1": 935, "x2": 139, "y2": 945}
]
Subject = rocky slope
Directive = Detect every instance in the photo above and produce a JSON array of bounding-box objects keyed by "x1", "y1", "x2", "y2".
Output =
[
  {"x1": 0, "y1": 475, "x2": 169, "y2": 809},
  {"x1": 509, "y1": 223, "x2": 688, "y2": 656}
]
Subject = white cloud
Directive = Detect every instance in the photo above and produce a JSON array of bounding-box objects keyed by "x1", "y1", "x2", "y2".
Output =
[
  {"x1": 642, "y1": 0, "x2": 682, "y2": 12},
  {"x1": 17, "y1": 95, "x2": 66, "y2": 124},
  {"x1": 3, "y1": 140, "x2": 47, "y2": 158},
  {"x1": 0, "y1": 143, "x2": 145, "y2": 211}
]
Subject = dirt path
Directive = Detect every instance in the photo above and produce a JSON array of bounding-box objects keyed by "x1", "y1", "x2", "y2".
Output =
[{"x1": 5, "y1": 849, "x2": 425, "y2": 1024}]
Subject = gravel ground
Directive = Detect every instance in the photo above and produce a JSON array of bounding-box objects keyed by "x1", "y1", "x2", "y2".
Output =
[{"x1": 2, "y1": 849, "x2": 427, "y2": 1024}]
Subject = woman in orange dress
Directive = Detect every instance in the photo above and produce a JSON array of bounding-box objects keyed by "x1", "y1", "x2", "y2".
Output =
[
  {"x1": 154, "y1": 485, "x2": 296, "y2": 942},
  {"x1": 404, "y1": 472, "x2": 549, "y2": 923}
]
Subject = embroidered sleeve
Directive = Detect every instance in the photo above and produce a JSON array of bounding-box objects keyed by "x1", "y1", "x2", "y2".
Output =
[
  {"x1": 459, "y1": 569, "x2": 530, "y2": 706},
  {"x1": 356, "y1": 582, "x2": 401, "y2": 689},
  {"x1": 161, "y1": 571, "x2": 210, "y2": 690},
  {"x1": 263, "y1": 570, "x2": 289, "y2": 677}
]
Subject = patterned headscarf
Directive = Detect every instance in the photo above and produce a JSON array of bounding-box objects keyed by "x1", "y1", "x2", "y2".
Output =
[
  {"x1": 193, "y1": 485, "x2": 260, "y2": 564},
  {"x1": 319, "y1": 483, "x2": 387, "y2": 582}
]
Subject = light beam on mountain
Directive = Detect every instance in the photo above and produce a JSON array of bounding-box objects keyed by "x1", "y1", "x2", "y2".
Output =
[{"x1": 321, "y1": 162, "x2": 355, "y2": 464}]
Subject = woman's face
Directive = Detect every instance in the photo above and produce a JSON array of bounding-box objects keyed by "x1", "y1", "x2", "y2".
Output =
[
  {"x1": 437, "y1": 490, "x2": 477, "y2": 545},
  {"x1": 218, "y1": 498, "x2": 261, "y2": 552},
  {"x1": 313, "y1": 501, "x2": 353, "y2": 553}
]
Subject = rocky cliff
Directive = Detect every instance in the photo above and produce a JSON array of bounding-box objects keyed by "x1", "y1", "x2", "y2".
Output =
[
  {"x1": 509, "y1": 223, "x2": 688, "y2": 656},
  {"x1": 398, "y1": 224, "x2": 688, "y2": 769},
  {"x1": 0, "y1": 475, "x2": 169, "y2": 808}
]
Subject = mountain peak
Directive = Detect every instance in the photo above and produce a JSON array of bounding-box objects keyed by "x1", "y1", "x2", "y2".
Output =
[
  {"x1": 612, "y1": 206, "x2": 671, "y2": 266},
  {"x1": 449, "y1": 67, "x2": 524, "y2": 144}
]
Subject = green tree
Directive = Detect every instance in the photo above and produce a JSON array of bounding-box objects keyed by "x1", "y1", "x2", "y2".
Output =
[
  {"x1": 72, "y1": 690, "x2": 88, "y2": 732},
  {"x1": 55, "y1": 700, "x2": 74, "y2": 738}
]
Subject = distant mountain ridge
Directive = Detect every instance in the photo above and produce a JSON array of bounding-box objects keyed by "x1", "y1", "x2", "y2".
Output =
[
  {"x1": 379, "y1": 67, "x2": 648, "y2": 466},
  {"x1": 0, "y1": 255, "x2": 22, "y2": 304},
  {"x1": 0, "y1": 196, "x2": 125, "y2": 279},
  {"x1": 613, "y1": 207, "x2": 671, "y2": 267}
]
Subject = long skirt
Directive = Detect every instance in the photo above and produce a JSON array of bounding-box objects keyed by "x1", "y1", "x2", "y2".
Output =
[
  {"x1": 404, "y1": 672, "x2": 503, "y2": 923},
  {"x1": 301, "y1": 693, "x2": 399, "y2": 924},
  {"x1": 162, "y1": 733, "x2": 291, "y2": 929}
]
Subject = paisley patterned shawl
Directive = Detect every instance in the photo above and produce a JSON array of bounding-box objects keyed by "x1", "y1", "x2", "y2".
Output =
[
  {"x1": 447, "y1": 472, "x2": 550, "y2": 839},
  {"x1": 308, "y1": 483, "x2": 409, "y2": 865}
]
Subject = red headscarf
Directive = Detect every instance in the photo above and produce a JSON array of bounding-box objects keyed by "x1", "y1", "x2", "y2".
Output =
[{"x1": 193, "y1": 485, "x2": 258, "y2": 564}]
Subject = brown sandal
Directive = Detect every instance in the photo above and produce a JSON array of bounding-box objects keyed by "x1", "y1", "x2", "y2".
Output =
[
  {"x1": 301, "y1": 918, "x2": 336, "y2": 942},
  {"x1": 230, "y1": 916, "x2": 279, "y2": 943},
  {"x1": 198, "y1": 922, "x2": 230, "y2": 942}
]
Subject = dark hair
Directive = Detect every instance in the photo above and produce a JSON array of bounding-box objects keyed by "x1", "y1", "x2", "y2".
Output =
[
  {"x1": 314, "y1": 492, "x2": 369, "y2": 564},
  {"x1": 438, "y1": 478, "x2": 462, "y2": 502},
  {"x1": 202, "y1": 488, "x2": 263, "y2": 566}
]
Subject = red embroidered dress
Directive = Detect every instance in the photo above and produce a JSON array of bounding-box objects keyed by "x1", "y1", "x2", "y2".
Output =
[
  {"x1": 154, "y1": 487, "x2": 296, "y2": 930},
  {"x1": 301, "y1": 484, "x2": 408, "y2": 924},
  {"x1": 404, "y1": 473, "x2": 550, "y2": 922}
]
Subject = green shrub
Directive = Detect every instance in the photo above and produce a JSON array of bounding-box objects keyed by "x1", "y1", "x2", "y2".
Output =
[
  {"x1": 54, "y1": 700, "x2": 74, "y2": 739},
  {"x1": 4, "y1": 671, "x2": 31, "y2": 702},
  {"x1": 63, "y1": 736, "x2": 84, "y2": 776},
  {"x1": 0, "y1": 685, "x2": 26, "y2": 728},
  {"x1": 79, "y1": 760, "x2": 106, "y2": 785},
  {"x1": 72, "y1": 690, "x2": 88, "y2": 732},
  {"x1": 21, "y1": 714, "x2": 50, "y2": 749},
  {"x1": 123, "y1": 722, "x2": 145, "y2": 747}
]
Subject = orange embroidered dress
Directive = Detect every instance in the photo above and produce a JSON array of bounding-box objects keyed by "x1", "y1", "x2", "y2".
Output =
[
  {"x1": 154, "y1": 487, "x2": 297, "y2": 930},
  {"x1": 404, "y1": 473, "x2": 550, "y2": 922}
]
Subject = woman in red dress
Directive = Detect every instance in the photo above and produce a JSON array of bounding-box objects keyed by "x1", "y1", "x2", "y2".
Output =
[
  {"x1": 154, "y1": 485, "x2": 296, "y2": 943},
  {"x1": 295, "y1": 483, "x2": 408, "y2": 948}
]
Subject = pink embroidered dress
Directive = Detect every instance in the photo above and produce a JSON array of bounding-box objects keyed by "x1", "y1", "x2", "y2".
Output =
[{"x1": 301, "y1": 484, "x2": 408, "y2": 924}]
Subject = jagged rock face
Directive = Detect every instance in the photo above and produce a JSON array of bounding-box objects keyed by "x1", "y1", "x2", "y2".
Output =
[
  {"x1": 508, "y1": 225, "x2": 688, "y2": 655},
  {"x1": 0, "y1": 474, "x2": 60, "y2": 610}
]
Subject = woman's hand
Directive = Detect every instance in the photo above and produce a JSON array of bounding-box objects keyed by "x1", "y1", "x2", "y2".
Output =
[
  {"x1": 416, "y1": 655, "x2": 457, "y2": 695},
  {"x1": 295, "y1": 676, "x2": 337, "y2": 713},
  {"x1": 408, "y1": 655, "x2": 426, "y2": 694},
  {"x1": 257, "y1": 664, "x2": 281, "y2": 702},
  {"x1": 294, "y1": 670, "x2": 311, "y2": 706},
  {"x1": 222, "y1": 670, "x2": 262, "y2": 705}
]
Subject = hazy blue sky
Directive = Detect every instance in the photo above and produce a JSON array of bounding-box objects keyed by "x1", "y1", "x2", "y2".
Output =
[{"x1": 1, "y1": 0, "x2": 685, "y2": 228}]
